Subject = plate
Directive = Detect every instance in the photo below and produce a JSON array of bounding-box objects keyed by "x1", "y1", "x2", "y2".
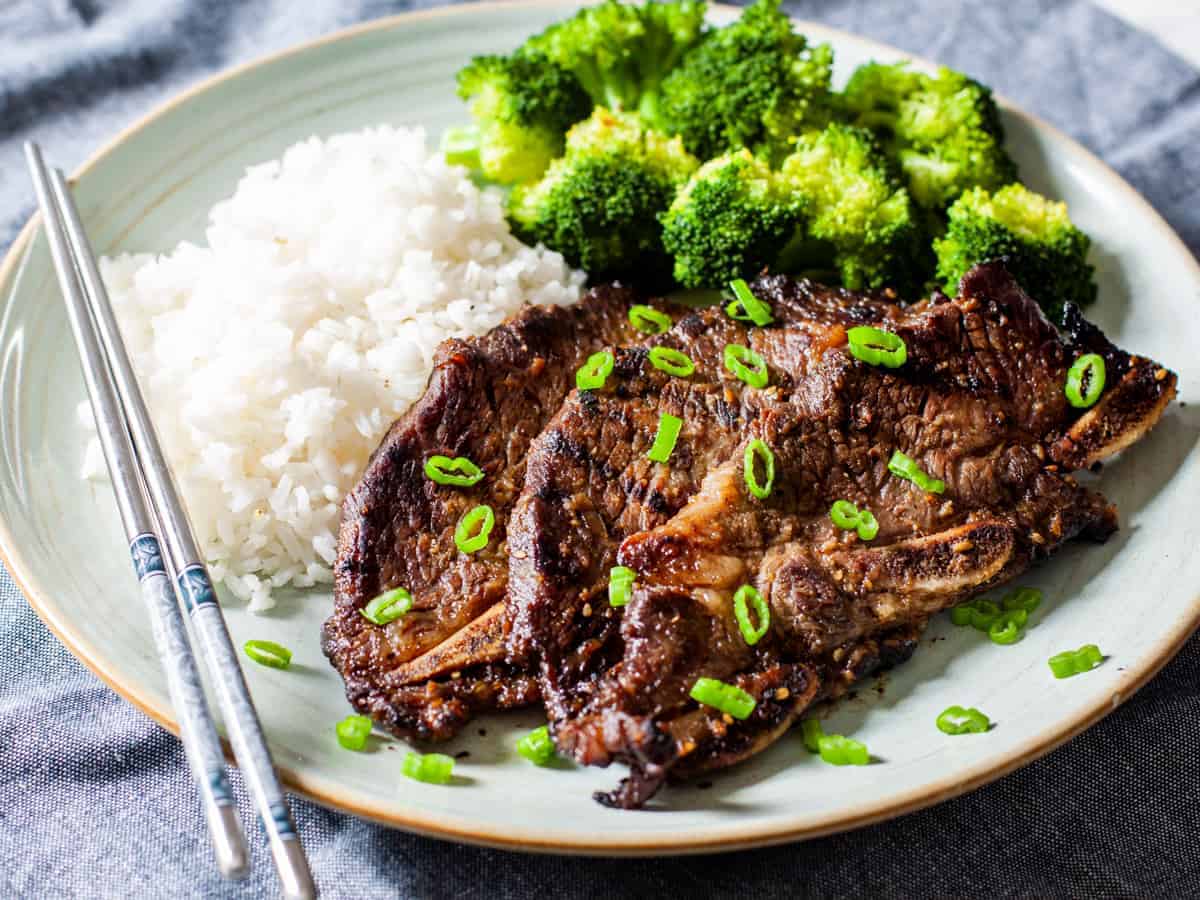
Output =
[{"x1": 2, "y1": 0, "x2": 1198, "y2": 855}]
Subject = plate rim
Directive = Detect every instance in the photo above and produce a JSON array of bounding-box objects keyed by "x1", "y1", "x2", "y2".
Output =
[{"x1": 1, "y1": 0, "x2": 1198, "y2": 855}]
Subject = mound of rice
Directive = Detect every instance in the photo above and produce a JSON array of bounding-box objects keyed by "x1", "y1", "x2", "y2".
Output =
[{"x1": 84, "y1": 126, "x2": 584, "y2": 611}]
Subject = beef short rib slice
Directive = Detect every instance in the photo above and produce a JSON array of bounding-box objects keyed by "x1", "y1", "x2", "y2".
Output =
[
  {"x1": 511, "y1": 263, "x2": 1176, "y2": 807},
  {"x1": 505, "y1": 280, "x2": 903, "y2": 765},
  {"x1": 323, "y1": 285, "x2": 674, "y2": 740}
]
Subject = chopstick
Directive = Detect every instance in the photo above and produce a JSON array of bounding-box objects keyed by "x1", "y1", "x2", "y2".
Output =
[
  {"x1": 26, "y1": 144, "x2": 317, "y2": 900},
  {"x1": 24, "y1": 144, "x2": 249, "y2": 882}
]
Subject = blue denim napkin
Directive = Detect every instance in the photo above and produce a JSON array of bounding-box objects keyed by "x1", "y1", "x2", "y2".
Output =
[{"x1": 2, "y1": 1, "x2": 1198, "y2": 897}]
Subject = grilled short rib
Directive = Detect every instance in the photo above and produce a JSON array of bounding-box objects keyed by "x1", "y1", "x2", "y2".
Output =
[
  {"x1": 322, "y1": 285, "x2": 673, "y2": 740},
  {"x1": 506, "y1": 263, "x2": 1176, "y2": 807},
  {"x1": 324, "y1": 276, "x2": 892, "y2": 740}
]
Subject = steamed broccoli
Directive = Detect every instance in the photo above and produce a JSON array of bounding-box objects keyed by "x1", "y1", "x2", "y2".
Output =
[
  {"x1": 779, "y1": 123, "x2": 926, "y2": 296},
  {"x1": 842, "y1": 62, "x2": 1017, "y2": 211},
  {"x1": 649, "y1": 0, "x2": 835, "y2": 162},
  {"x1": 445, "y1": 52, "x2": 592, "y2": 184},
  {"x1": 660, "y1": 150, "x2": 806, "y2": 288},
  {"x1": 934, "y1": 183, "x2": 1095, "y2": 321},
  {"x1": 522, "y1": 0, "x2": 708, "y2": 115},
  {"x1": 509, "y1": 109, "x2": 699, "y2": 278}
]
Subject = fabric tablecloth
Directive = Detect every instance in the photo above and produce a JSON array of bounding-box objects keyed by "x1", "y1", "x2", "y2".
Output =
[{"x1": 2, "y1": 1, "x2": 1199, "y2": 896}]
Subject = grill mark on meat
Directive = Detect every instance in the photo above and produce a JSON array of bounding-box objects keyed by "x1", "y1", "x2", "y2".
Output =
[{"x1": 509, "y1": 263, "x2": 1175, "y2": 807}]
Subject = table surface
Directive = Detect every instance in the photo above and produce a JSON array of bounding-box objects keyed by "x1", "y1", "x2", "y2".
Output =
[{"x1": 1, "y1": 1, "x2": 1199, "y2": 898}]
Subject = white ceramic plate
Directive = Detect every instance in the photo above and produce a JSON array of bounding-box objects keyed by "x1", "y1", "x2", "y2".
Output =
[{"x1": 2, "y1": 0, "x2": 1198, "y2": 855}]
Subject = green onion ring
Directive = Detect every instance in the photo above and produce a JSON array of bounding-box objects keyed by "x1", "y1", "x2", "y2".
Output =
[
  {"x1": 935, "y1": 705, "x2": 990, "y2": 735},
  {"x1": 1048, "y1": 643, "x2": 1104, "y2": 679},
  {"x1": 648, "y1": 346, "x2": 695, "y2": 378},
  {"x1": 576, "y1": 350, "x2": 614, "y2": 391},
  {"x1": 1064, "y1": 353, "x2": 1106, "y2": 408},
  {"x1": 361, "y1": 586, "x2": 414, "y2": 625},
  {"x1": 888, "y1": 450, "x2": 946, "y2": 494},
  {"x1": 988, "y1": 610, "x2": 1026, "y2": 645},
  {"x1": 608, "y1": 566, "x2": 636, "y2": 608},
  {"x1": 733, "y1": 584, "x2": 770, "y2": 645},
  {"x1": 743, "y1": 439, "x2": 775, "y2": 500},
  {"x1": 454, "y1": 504, "x2": 495, "y2": 554},
  {"x1": 949, "y1": 604, "x2": 973, "y2": 626},
  {"x1": 402, "y1": 751, "x2": 455, "y2": 784},
  {"x1": 243, "y1": 639, "x2": 292, "y2": 670},
  {"x1": 725, "y1": 279, "x2": 774, "y2": 327},
  {"x1": 647, "y1": 413, "x2": 683, "y2": 464},
  {"x1": 968, "y1": 599, "x2": 1002, "y2": 631},
  {"x1": 723, "y1": 343, "x2": 769, "y2": 388},
  {"x1": 423, "y1": 455, "x2": 484, "y2": 487},
  {"x1": 629, "y1": 304, "x2": 672, "y2": 335},
  {"x1": 689, "y1": 677, "x2": 756, "y2": 720},
  {"x1": 817, "y1": 734, "x2": 870, "y2": 766},
  {"x1": 846, "y1": 325, "x2": 907, "y2": 368},
  {"x1": 1002, "y1": 586, "x2": 1043, "y2": 613},
  {"x1": 335, "y1": 715, "x2": 373, "y2": 751},
  {"x1": 516, "y1": 725, "x2": 557, "y2": 766},
  {"x1": 800, "y1": 718, "x2": 825, "y2": 753},
  {"x1": 828, "y1": 500, "x2": 879, "y2": 540}
]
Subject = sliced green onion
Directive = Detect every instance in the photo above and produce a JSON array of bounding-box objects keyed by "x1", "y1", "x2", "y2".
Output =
[
  {"x1": 988, "y1": 609, "x2": 1027, "y2": 645},
  {"x1": 647, "y1": 413, "x2": 683, "y2": 463},
  {"x1": 516, "y1": 725, "x2": 556, "y2": 766},
  {"x1": 968, "y1": 599, "x2": 1001, "y2": 631},
  {"x1": 1048, "y1": 643, "x2": 1104, "y2": 679},
  {"x1": 361, "y1": 586, "x2": 414, "y2": 625},
  {"x1": 800, "y1": 718, "x2": 824, "y2": 753},
  {"x1": 828, "y1": 500, "x2": 879, "y2": 541},
  {"x1": 402, "y1": 751, "x2": 455, "y2": 784},
  {"x1": 846, "y1": 325, "x2": 907, "y2": 368},
  {"x1": 608, "y1": 565, "x2": 636, "y2": 608},
  {"x1": 1064, "y1": 353, "x2": 1106, "y2": 409},
  {"x1": 888, "y1": 450, "x2": 946, "y2": 494},
  {"x1": 723, "y1": 344, "x2": 769, "y2": 389},
  {"x1": 648, "y1": 346, "x2": 695, "y2": 378},
  {"x1": 576, "y1": 350, "x2": 614, "y2": 391},
  {"x1": 829, "y1": 500, "x2": 858, "y2": 529},
  {"x1": 743, "y1": 439, "x2": 776, "y2": 500},
  {"x1": 725, "y1": 279, "x2": 774, "y2": 327},
  {"x1": 690, "y1": 676, "x2": 756, "y2": 720},
  {"x1": 243, "y1": 639, "x2": 292, "y2": 670},
  {"x1": 855, "y1": 509, "x2": 879, "y2": 541},
  {"x1": 424, "y1": 455, "x2": 484, "y2": 487},
  {"x1": 733, "y1": 584, "x2": 770, "y2": 646},
  {"x1": 935, "y1": 705, "x2": 990, "y2": 735},
  {"x1": 336, "y1": 715, "x2": 373, "y2": 751},
  {"x1": 817, "y1": 734, "x2": 870, "y2": 766},
  {"x1": 1002, "y1": 587, "x2": 1043, "y2": 614},
  {"x1": 454, "y1": 504, "x2": 495, "y2": 554},
  {"x1": 949, "y1": 604, "x2": 973, "y2": 626},
  {"x1": 629, "y1": 304, "x2": 671, "y2": 335}
]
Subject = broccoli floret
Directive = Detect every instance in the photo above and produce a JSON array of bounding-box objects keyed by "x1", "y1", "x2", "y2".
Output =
[
  {"x1": 650, "y1": 0, "x2": 835, "y2": 162},
  {"x1": 842, "y1": 62, "x2": 1017, "y2": 211},
  {"x1": 934, "y1": 183, "x2": 1096, "y2": 321},
  {"x1": 509, "y1": 109, "x2": 699, "y2": 278},
  {"x1": 522, "y1": 0, "x2": 707, "y2": 114},
  {"x1": 660, "y1": 150, "x2": 806, "y2": 288},
  {"x1": 447, "y1": 52, "x2": 592, "y2": 184},
  {"x1": 779, "y1": 123, "x2": 926, "y2": 296}
]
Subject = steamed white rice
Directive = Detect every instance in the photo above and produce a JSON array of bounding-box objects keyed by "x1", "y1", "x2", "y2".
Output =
[{"x1": 83, "y1": 126, "x2": 584, "y2": 611}]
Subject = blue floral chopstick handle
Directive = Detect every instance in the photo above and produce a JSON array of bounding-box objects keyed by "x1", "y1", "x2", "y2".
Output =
[
  {"x1": 175, "y1": 565, "x2": 309, "y2": 889},
  {"x1": 131, "y1": 535, "x2": 246, "y2": 872}
]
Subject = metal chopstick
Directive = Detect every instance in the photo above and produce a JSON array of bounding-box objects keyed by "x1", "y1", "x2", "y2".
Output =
[
  {"x1": 24, "y1": 143, "x2": 249, "y2": 881},
  {"x1": 48, "y1": 162, "x2": 317, "y2": 900},
  {"x1": 28, "y1": 145, "x2": 318, "y2": 900}
]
